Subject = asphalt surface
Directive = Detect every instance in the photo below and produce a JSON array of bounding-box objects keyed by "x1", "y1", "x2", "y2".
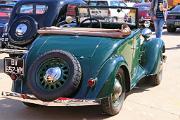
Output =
[{"x1": 0, "y1": 29, "x2": 180, "y2": 120}]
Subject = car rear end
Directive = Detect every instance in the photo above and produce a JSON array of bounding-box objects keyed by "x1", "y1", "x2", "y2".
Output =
[
  {"x1": 134, "y1": 3, "x2": 153, "y2": 30},
  {"x1": 166, "y1": 4, "x2": 180, "y2": 32}
]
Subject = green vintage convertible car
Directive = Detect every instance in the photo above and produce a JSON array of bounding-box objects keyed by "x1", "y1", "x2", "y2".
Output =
[{"x1": 3, "y1": 6, "x2": 166, "y2": 116}]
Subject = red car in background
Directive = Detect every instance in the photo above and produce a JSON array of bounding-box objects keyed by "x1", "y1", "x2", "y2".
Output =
[
  {"x1": 0, "y1": 0, "x2": 17, "y2": 37},
  {"x1": 134, "y1": 3, "x2": 154, "y2": 30},
  {"x1": 0, "y1": 4, "x2": 14, "y2": 36}
]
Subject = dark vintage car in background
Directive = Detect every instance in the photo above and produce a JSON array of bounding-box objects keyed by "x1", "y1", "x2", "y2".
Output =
[
  {"x1": 2, "y1": 4, "x2": 166, "y2": 116},
  {"x1": 0, "y1": 0, "x2": 85, "y2": 50},
  {"x1": 166, "y1": 4, "x2": 180, "y2": 32},
  {"x1": 133, "y1": 2, "x2": 154, "y2": 30}
]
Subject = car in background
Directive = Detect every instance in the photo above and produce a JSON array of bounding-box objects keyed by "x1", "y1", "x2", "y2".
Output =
[
  {"x1": 0, "y1": 0, "x2": 85, "y2": 51},
  {"x1": 85, "y1": 0, "x2": 127, "y2": 7},
  {"x1": 0, "y1": 1, "x2": 17, "y2": 37},
  {"x1": 126, "y1": 2, "x2": 135, "y2": 7},
  {"x1": 85, "y1": 0, "x2": 128, "y2": 22},
  {"x1": 133, "y1": 3, "x2": 154, "y2": 30},
  {"x1": 166, "y1": 4, "x2": 180, "y2": 32}
]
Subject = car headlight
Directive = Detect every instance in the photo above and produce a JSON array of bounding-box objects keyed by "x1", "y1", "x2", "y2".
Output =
[{"x1": 144, "y1": 20, "x2": 150, "y2": 28}]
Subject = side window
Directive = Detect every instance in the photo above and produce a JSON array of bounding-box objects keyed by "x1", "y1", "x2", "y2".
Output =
[
  {"x1": 119, "y1": 2, "x2": 127, "y2": 7},
  {"x1": 88, "y1": 2, "x2": 97, "y2": 6},
  {"x1": 97, "y1": 1, "x2": 108, "y2": 6},
  {"x1": 36, "y1": 5, "x2": 48, "y2": 15},
  {"x1": 110, "y1": 1, "x2": 119, "y2": 6},
  {"x1": 20, "y1": 4, "x2": 33, "y2": 14}
]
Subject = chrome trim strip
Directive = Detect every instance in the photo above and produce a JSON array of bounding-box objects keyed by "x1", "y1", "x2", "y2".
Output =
[
  {"x1": 1, "y1": 91, "x2": 100, "y2": 106},
  {"x1": 0, "y1": 49, "x2": 27, "y2": 54}
]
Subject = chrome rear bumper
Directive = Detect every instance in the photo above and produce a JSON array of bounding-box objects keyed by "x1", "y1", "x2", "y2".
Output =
[
  {"x1": 0, "y1": 49, "x2": 27, "y2": 55},
  {"x1": 1, "y1": 91, "x2": 100, "y2": 106}
]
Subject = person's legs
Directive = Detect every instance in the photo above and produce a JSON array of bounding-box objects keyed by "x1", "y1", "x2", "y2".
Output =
[
  {"x1": 158, "y1": 18, "x2": 165, "y2": 38},
  {"x1": 154, "y1": 19, "x2": 159, "y2": 38},
  {"x1": 154, "y1": 18, "x2": 164, "y2": 38}
]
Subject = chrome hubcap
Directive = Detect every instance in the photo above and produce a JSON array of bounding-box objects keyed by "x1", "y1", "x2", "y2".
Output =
[
  {"x1": 44, "y1": 67, "x2": 62, "y2": 83},
  {"x1": 112, "y1": 79, "x2": 122, "y2": 101},
  {"x1": 16, "y1": 24, "x2": 28, "y2": 36}
]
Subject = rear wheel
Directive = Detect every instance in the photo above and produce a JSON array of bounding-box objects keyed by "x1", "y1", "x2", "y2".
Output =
[
  {"x1": 101, "y1": 68, "x2": 125, "y2": 116},
  {"x1": 149, "y1": 61, "x2": 163, "y2": 86},
  {"x1": 146, "y1": 52, "x2": 164, "y2": 86}
]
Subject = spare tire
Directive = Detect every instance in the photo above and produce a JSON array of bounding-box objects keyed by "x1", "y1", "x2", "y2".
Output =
[
  {"x1": 8, "y1": 16, "x2": 38, "y2": 47},
  {"x1": 27, "y1": 50, "x2": 82, "y2": 101}
]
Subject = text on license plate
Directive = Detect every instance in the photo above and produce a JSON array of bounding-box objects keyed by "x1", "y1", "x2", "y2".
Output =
[{"x1": 5, "y1": 58, "x2": 24, "y2": 75}]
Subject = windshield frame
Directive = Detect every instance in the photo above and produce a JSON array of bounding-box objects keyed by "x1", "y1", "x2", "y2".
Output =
[{"x1": 76, "y1": 5, "x2": 138, "y2": 29}]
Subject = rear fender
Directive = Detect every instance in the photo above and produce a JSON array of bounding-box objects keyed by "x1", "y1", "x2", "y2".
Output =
[
  {"x1": 86, "y1": 56, "x2": 129, "y2": 99},
  {"x1": 141, "y1": 38, "x2": 165, "y2": 75}
]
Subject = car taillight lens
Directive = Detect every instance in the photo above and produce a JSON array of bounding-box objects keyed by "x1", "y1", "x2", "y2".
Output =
[
  {"x1": 167, "y1": 15, "x2": 175, "y2": 19},
  {"x1": 10, "y1": 74, "x2": 17, "y2": 81},
  {"x1": 88, "y1": 78, "x2": 96, "y2": 88}
]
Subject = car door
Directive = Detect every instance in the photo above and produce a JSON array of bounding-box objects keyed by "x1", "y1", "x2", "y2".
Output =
[{"x1": 130, "y1": 32, "x2": 144, "y2": 85}]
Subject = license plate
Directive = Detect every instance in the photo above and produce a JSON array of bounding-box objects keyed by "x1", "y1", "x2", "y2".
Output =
[
  {"x1": 4, "y1": 57, "x2": 24, "y2": 75},
  {"x1": 175, "y1": 22, "x2": 180, "y2": 26}
]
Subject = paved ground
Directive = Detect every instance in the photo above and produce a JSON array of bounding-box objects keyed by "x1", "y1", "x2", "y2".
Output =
[{"x1": 0, "y1": 29, "x2": 180, "y2": 120}]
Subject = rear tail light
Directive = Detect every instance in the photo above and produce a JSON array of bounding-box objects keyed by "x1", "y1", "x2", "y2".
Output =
[
  {"x1": 167, "y1": 15, "x2": 176, "y2": 19},
  {"x1": 10, "y1": 74, "x2": 17, "y2": 81},
  {"x1": 88, "y1": 78, "x2": 96, "y2": 88},
  {"x1": 0, "y1": 12, "x2": 9, "y2": 17}
]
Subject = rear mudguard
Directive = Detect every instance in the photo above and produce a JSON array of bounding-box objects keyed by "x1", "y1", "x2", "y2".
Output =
[
  {"x1": 85, "y1": 55, "x2": 129, "y2": 99},
  {"x1": 141, "y1": 38, "x2": 165, "y2": 75}
]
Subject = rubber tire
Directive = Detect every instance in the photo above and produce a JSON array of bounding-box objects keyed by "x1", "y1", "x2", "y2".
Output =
[
  {"x1": 8, "y1": 16, "x2": 38, "y2": 47},
  {"x1": 23, "y1": 102, "x2": 41, "y2": 107},
  {"x1": 146, "y1": 53, "x2": 164, "y2": 86},
  {"x1": 101, "y1": 68, "x2": 125, "y2": 116},
  {"x1": 27, "y1": 50, "x2": 82, "y2": 102},
  {"x1": 167, "y1": 26, "x2": 176, "y2": 33},
  {"x1": 148, "y1": 64, "x2": 163, "y2": 86}
]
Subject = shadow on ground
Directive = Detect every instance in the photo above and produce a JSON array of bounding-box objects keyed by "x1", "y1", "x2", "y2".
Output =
[
  {"x1": 162, "y1": 28, "x2": 180, "y2": 36},
  {"x1": 0, "y1": 98, "x2": 110, "y2": 120},
  {"x1": 126, "y1": 78, "x2": 155, "y2": 96},
  {"x1": 165, "y1": 44, "x2": 180, "y2": 51}
]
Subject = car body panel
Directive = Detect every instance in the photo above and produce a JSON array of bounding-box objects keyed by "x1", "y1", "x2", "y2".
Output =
[
  {"x1": 24, "y1": 31, "x2": 135, "y2": 98},
  {"x1": 141, "y1": 38, "x2": 165, "y2": 75},
  {"x1": 17, "y1": 27, "x2": 165, "y2": 99}
]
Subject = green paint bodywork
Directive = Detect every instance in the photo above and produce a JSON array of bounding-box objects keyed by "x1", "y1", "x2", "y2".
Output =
[{"x1": 23, "y1": 29, "x2": 165, "y2": 99}]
